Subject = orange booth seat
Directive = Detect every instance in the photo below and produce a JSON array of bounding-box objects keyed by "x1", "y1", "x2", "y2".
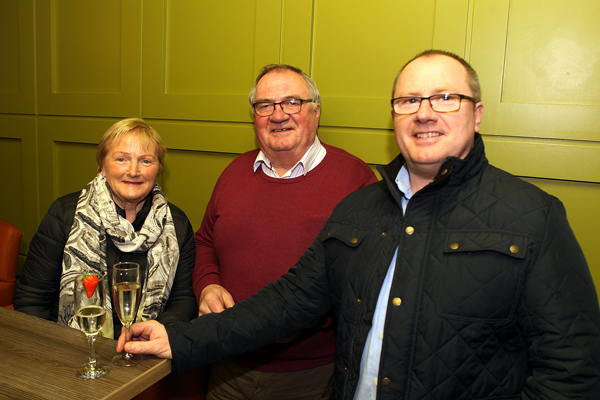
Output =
[{"x1": 0, "y1": 219, "x2": 22, "y2": 309}]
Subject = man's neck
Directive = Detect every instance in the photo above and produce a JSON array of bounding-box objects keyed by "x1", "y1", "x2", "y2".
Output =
[{"x1": 407, "y1": 164, "x2": 439, "y2": 194}]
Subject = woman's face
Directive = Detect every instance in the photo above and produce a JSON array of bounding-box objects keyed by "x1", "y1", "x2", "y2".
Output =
[{"x1": 101, "y1": 134, "x2": 160, "y2": 208}]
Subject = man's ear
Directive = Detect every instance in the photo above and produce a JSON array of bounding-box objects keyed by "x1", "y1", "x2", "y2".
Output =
[
  {"x1": 474, "y1": 102, "x2": 483, "y2": 133},
  {"x1": 314, "y1": 104, "x2": 321, "y2": 125}
]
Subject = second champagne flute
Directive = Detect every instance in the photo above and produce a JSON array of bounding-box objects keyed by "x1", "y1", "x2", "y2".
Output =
[{"x1": 112, "y1": 262, "x2": 143, "y2": 366}]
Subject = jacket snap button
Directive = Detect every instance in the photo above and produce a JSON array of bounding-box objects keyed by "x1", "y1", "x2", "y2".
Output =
[
  {"x1": 510, "y1": 245, "x2": 519, "y2": 254},
  {"x1": 357, "y1": 298, "x2": 362, "y2": 304},
  {"x1": 350, "y1": 237, "x2": 358, "y2": 244},
  {"x1": 326, "y1": 232, "x2": 331, "y2": 237},
  {"x1": 405, "y1": 226, "x2": 414, "y2": 235},
  {"x1": 392, "y1": 297, "x2": 401, "y2": 306},
  {"x1": 450, "y1": 242, "x2": 459, "y2": 250},
  {"x1": 382, "y1": 377, "x2": 391, "y2": 386},
  {"x1": 441, "y1": 168, "x2": 448, "y2": 175},
  {"x1": 381, "y1": 232, "x2": 387, "y2": 237}
]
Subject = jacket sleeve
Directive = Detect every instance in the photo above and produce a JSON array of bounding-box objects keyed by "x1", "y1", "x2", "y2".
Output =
[
  {"x1": 13, "y1": 196, "x2": 75, "y2": 320},
  {"x1": 166, "y1": 227, "x2": 332, "y2": 374},
  {"x1": 519, "y1": 200, "x2": 600, "y2": 398},
  {"x1": 156, "y1": 204, "x2": 198, "y2": 325}
]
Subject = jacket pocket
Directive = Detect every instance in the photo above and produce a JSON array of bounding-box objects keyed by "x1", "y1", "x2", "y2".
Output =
[
  {"x1": 322, "y1": 221, "x2": 369, "y2": 248},
  {"x1": 321, "y1": 221, "x2": 371, "y2": 313},
  {"x1": 437, "y1": 230, "x2": 528, "y2": 323}
]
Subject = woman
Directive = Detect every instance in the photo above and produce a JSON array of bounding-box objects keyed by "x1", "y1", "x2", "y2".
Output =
[{"x1": 14, "y1": 118, "x2": 197, "y2": 338}]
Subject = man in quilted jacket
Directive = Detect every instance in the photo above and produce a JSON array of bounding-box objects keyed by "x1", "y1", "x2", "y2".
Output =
[{"x1": 119, "y1": 50, "x2": 600, "y2": 399}]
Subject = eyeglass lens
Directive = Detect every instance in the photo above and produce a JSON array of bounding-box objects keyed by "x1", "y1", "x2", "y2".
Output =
[
  {"x1": 254, "y1": 100, "x2": 304, "y2": 116},
  {"x1": 394, "y1": 94, "x2": 462, "y2": 114}
]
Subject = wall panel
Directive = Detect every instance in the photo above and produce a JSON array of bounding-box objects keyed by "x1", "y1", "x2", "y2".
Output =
[
  {"x1": 311, "y1": 0, "x2": 470, "y2": 131},
  {"x1": 162, "y1": 150, "x2": 237, "y2": 230},
  {"x1": 141, "y1": 0, "x2": 284, "y2": 122},
  {"x1": 0, "y1": 115, "x2": 38, "y2": 256},
  {"x1": 35, "y1": 0, "x2": 142, "y2": 117},
  {"x1": 472, "y1": 0, "x2": 600, "y2": 143},
  {"x1": 0, "y1": 0, "x2": 35, "y2": 114}
]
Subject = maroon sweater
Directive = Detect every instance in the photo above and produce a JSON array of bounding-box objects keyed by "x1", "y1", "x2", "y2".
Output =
[{"x1": 193, "y1": 144, "x2": 378, "y2": 372}]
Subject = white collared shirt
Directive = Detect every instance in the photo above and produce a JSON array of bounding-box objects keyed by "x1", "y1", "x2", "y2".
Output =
[
  {"x1": 253, "y1": 137, "x2": 326, "y2": 178},
  {"x1": 354, "y1": 164, "x2": 413, "y2": 400}
]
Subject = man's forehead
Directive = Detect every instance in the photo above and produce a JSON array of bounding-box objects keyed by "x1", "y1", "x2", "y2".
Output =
[
  {"x1": 255, "y1": 70, "x2": 310, "y2": 99},
  {"x1": 396, "y1": 55, "x2": 470, "y2": 94}
]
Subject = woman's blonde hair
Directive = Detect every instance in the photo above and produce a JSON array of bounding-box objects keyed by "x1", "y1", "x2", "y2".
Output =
[{"x1": 96, "y1": 118, "x2": 166, "y2": 174}]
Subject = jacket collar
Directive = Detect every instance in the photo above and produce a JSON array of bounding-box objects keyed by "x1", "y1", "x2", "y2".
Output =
[{"x1": 377, "y1": 132, "x2": 488, "y2": 206}]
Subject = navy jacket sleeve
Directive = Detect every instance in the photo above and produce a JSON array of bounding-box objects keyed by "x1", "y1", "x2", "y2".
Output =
[{"x1": 165, "y1": 230, "x2": 332, "y2": 374}]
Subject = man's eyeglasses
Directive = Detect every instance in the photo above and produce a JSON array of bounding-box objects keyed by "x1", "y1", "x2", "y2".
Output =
[
  {"x1": 252, "y1": 98, "x2": 314, "y2": 117},
  {"x1": 391, "y1": 93, "x2": 477, "y2": 115}
]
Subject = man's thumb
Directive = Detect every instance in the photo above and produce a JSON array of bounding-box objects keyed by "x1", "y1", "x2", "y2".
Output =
[{"x1": 124, "y1": 341, "x2": 145, "y2": 354}]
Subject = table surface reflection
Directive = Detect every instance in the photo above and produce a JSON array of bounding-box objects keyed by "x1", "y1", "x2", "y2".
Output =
[{"x1": 0, "y1": 306, "x2": 171, "y2": 400}]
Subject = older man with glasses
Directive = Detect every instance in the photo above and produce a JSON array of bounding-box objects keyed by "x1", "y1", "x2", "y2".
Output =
[
  {"x1": 120, "y1": 51, "x2": 600, "y2": 400},
  {"x1": 191, "y1": 64, "x2": 377, "y2": 400}
]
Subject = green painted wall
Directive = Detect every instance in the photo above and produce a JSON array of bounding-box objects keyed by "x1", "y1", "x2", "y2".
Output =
[{"x1": 1, "y1": 0, "x2": 599, "y2": 292}]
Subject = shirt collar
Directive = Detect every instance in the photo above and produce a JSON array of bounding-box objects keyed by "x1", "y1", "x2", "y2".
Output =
[
  {"x1": 396, "y1": 164, "x2": 414, "y2": 200},
  {"x1": 253, "y1": 136, "x2": 326, "y2": 179}
]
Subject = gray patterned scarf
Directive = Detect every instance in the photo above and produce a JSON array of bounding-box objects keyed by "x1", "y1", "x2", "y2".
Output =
[{"x1": 57, "y1": 173, "x2": 179, "y2": 337}]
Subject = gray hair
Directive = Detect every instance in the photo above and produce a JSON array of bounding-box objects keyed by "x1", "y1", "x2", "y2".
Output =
[{"x1": 249, "y1": 64, "x2": 321, "y2": 111}]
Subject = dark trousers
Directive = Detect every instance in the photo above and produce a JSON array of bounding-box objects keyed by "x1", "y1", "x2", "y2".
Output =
[{"x1": 206, "y1": 357, "x2": 334, "y2": 400}]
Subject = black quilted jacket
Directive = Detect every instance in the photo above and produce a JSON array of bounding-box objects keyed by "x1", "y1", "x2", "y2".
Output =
[{"x1": 167, "y1": 134, "x2": 600, "y2": 399}]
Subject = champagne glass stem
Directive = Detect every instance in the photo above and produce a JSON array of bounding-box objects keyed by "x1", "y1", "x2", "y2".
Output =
[
  {"x1": 87, "y1": 334, "x2": 98, "y2": 368},
  {"x1": 123, "y1": 322, "x2": 133, "y2": 360}
]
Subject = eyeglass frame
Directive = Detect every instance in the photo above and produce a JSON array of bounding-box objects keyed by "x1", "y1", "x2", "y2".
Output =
[
  {"x1": 252, "y1": 98, "x2": 315, "y2": 117},
  {"x1": 391, "y1": 93, "x2": 478, "y2": 115}
]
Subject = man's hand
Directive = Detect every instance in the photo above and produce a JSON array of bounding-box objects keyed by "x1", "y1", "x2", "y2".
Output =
[
  {"x1": 198, "y1": 284, "x2": 235, "y2": 316},
  {"x1": 116, "y1": 320, "x2": 172, "y2": 359}
]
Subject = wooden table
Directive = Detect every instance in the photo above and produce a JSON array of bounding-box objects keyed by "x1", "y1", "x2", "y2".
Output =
[{"x1": 0, "y1": 306, "x2": 171, "y2": 399}]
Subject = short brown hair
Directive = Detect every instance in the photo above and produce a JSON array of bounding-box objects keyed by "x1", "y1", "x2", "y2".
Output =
[
  {"x1": 96, "y1": 118, "x2": 166, "y2": 174},
  {"x1": 392, "y1": 50, "x2": 482, "y2": 102}
]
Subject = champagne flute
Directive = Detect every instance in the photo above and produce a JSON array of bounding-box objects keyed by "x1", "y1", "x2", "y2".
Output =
[
  {"x1": 74, "y1": 273, "x2": 109, "y2": 379},
  {"x1": 112, "y1": 262, "x2": 143, "y2": 366}
]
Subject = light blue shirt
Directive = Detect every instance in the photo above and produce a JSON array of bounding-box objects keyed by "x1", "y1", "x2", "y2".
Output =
[{"x1": 354, "y1": 165, "x2": 413, "y2": 400}]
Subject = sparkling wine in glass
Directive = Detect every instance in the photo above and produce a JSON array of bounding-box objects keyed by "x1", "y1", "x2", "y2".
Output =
[
  {"x1": 74, "y1": 273, "x2": 109, "y2": 379},
  {"x1": 112, "y1": 262, "x2": 143, "y2": 366}
]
